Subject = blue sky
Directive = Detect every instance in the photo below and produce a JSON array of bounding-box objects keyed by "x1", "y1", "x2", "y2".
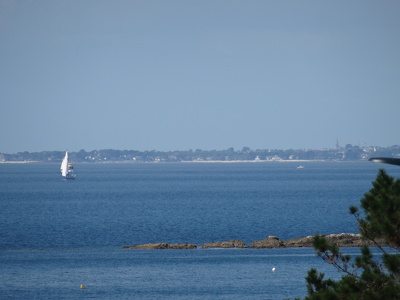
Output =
[{"x1": 1, "y1": 1, "x2": 399, "y2": 153}]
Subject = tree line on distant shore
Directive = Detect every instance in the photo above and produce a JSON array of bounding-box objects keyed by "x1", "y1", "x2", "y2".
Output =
[{"x1": 1, "y1": 145, "x2": 399, "y2": 163}]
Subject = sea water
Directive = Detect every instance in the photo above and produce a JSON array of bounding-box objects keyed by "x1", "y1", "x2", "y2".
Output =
[{"x1": 0, "y1": 161, "x2": 398, "y2": 299}]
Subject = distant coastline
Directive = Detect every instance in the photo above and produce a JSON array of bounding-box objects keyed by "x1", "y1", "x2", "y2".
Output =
[
  {"x1": 1, "y1": 145, "x2": 399, "y2": 163},
  {"x1": 0, "y1": 159, "x2": 329, "y2": 164},
  {"x1": 181, "y1": 159, "x2": 322, "y2": 163},
  {"x1": 0, "y1": 161, "x2": 40, "y2": 164}
]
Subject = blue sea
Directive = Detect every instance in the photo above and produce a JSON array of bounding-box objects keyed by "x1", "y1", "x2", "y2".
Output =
[{"x1": 1, "y1": 161, "x2": 399, "y2": 299}]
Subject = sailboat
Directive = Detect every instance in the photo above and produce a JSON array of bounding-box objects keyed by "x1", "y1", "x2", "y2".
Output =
[{"x1": 61, "y1": 151, "x2": 76, "y2": 179}]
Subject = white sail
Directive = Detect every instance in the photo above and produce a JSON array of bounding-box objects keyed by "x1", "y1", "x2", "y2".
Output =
[{"x1": 60, "y1": 151, "x2": 68, "y2": 177}]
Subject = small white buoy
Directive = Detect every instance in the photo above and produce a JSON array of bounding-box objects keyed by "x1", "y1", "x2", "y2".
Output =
[{"x1": 272, "y1": 267, "x2": 276, "y2": 272}]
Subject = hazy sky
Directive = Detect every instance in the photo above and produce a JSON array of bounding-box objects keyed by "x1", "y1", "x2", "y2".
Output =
[{"x1": 1, "y1": 0, "x2": 399, "y2": 153}]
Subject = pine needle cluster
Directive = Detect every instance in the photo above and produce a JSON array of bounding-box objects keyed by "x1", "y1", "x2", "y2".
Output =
[{"x1": 300, "y1": 169, "x2": 400, "y2": 300}]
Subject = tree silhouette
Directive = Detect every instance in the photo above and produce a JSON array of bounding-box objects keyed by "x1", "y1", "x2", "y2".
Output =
[{"x1": 301, "y1": 169, "x2": 400, "y2": 299}]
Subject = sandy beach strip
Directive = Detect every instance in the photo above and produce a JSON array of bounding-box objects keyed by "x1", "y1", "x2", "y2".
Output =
[{"x1": 181, "y1": 159, "x2": 322, "y2": 163}]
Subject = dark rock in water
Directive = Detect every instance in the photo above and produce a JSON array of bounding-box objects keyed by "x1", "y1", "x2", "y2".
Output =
[
  {"x1": 123, "y1": 233, "x2": 387, "y2": 249},
  {"x1": 252, "y1": 236, "x2": 285, "y2": 248},
  {"x1": 284, "y1": 233, "x2": 366, "y2": 248},
  {"x1": 168, "y1": 243, "x2": 197, "y2": 249},
  {"x1": 125, "y1": 243, "x2": 197, "y2": 249},
  {"x1": 251, "y1": 233, "x2": 378, "y2": 248},
  {"x1": 323, "y1": 233, "x2": 364, "y2": 247},
  {"x1": 283, "y1": 233, "x2": 386, "y2": 248},
  {"x1": 320, "y1": 233, "x2": 388, "y2": 247},
  {"x1": 201, "y1": 239, "x2": 247, "y2": 248},
  {"x1": 284, "y1": 235, "x2": 315, "y2": 248}
]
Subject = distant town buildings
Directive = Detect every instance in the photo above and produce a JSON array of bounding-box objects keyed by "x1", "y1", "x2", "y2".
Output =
[{"x1": 1, "y1": 145, "x2": 399, "y2": 163}]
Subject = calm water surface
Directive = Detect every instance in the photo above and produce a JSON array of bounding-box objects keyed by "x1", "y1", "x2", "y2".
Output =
[{"x1": 1, "y1": 161, "x2": 398, "y2": 299}]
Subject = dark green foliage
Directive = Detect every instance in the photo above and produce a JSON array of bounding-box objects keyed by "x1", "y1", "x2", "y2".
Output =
[
  {"x1": 302, "y1": 169, "x2": 400, "y2": 299},
  {"x1": 358, "y1": 169, "x2": 400, "y2": 248}
]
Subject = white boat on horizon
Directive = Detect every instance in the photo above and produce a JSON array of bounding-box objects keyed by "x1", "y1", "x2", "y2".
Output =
[{"x1": 60, "y1": 151, "x2": 76, "y2": 179}]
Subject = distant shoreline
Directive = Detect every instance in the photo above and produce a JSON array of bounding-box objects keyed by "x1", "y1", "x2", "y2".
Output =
[
  {"x1": 2, "y1": 145, "x2": 397, "y2": 163},
  {"x1": 181, "y1": 159, "x2": 323, "y2": 163},
  {"x1": 0, "y1": 161, "x2": 40, "y2": 164},
  {"x1": 0, "y1": 159, "x2": 324, "y2": 164}
]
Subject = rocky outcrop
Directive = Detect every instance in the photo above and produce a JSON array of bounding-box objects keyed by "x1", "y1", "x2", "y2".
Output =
[
  {"x1": 251, "y1": 236, "x2": 286, "y2": 248},
  {"x1": 124, "y1": 243, "x2": 197, "y2": 249},
  {"x1": 124, "y1": 233, "x2": 386, "y2": 249},
  {"x1": 202, "y1": 239, "x2": 248, "y2": 249},
  {"x1": 283, "y1": 233, "x2": 374, "y2": 248},
  {"x1": 201, "y1": 235, "x2": 354, "y2": 249},
  {"x1": 323, "y1": 233, "x2": 365, "y2": 247},
  {"x1": 284, "y1": 235, "x2": 315, "y2": 248}
]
